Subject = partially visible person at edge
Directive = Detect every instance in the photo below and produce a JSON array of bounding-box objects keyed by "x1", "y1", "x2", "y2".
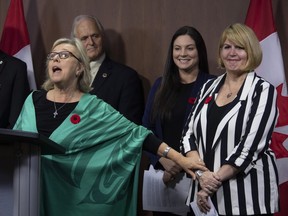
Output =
[
  {"x1": 142, "y1": 26, "x2": 216, "y2": 216},
  {"x1": 181, "y1": 23, "x2": 279, "y2": 216},
  {"x1": 13, "y1": 38, "x2": 207, "y2": 216},
  {"x1": 0, "y1": 49, "x2": 30, "y2": 128},
  {"x1": 71, "y1": 14, "x2": 144, "y2": 125}
]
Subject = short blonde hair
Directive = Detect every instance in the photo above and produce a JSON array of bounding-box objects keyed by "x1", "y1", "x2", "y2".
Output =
[
  {"x1": 42, "y1": 38, "x2": 92, "y2": 92},
  {"x1": 217, "y1": 23, "x2": 262, "y2": 71}
]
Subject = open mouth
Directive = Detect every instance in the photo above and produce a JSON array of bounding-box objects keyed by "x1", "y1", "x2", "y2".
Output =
[{"x1": 52, "y1": 66, "x2": 61, "y2": 73}]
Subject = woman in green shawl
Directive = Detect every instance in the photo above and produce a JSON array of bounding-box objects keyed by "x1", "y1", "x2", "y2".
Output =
[{"x1": 14, "y1": 38, "x2": 206, "y2": 216}]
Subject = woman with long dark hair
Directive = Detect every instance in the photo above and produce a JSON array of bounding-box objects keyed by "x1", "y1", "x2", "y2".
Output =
[{"x1": 143, "y1": 26, "x2": 216, "y2": 216}]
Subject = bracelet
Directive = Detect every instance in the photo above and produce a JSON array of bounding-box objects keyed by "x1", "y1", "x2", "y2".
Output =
[
  {"x1": 163, "y1": 146, "x2": 171, "y2": 158},
  {"x1": 195, "y1": 170, "x2": 203, "y2": 179}
]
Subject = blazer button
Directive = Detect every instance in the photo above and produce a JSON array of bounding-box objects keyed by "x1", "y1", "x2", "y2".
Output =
[{"x1": 102, "y1": 73, "x2": 107, "y2": 78}]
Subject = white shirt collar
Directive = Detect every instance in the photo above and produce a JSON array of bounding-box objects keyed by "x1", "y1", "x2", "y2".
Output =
[{"x1": 90, "y1": 53, "x2": 106, "y2": 84}]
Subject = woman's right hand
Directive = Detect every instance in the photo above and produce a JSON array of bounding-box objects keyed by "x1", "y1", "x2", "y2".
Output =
[
  {"x1": 157, "y1": 144, "x2": 207, "y2": 179},
  {"x1": 159, "y1": 157, "x2": 182, "y2": 176},
  {"x1": 175, "y1": 154, "x2": 207, "y2": 179}
]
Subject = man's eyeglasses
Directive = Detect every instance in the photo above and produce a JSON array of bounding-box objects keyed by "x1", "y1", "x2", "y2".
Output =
[{"x1": 47, "y1": 51, "x2": 81, "y2": 62}]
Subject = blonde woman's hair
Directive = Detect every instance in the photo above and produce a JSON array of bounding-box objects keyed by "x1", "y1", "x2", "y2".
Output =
[
  {"x1": 42, "y1": 38, "x2": 92, "y2": 92},
  {"x1": 217, "y1": 23, "x2": 262, "y2": 71}
]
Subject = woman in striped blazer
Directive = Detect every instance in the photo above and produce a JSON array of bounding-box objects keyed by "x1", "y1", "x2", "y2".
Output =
[{"x1": 181, "y1": 23, "x2": 279, "y2": 216}]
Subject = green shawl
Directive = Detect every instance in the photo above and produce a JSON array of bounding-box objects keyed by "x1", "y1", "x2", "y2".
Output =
[{"x1": 14, "y1": 92, "x2": 151, "y2": 216}]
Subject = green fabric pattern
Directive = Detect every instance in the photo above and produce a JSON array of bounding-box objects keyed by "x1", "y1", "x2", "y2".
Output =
[{"x1": 14, "y1": 93, "x2": 151, "y2": 216}]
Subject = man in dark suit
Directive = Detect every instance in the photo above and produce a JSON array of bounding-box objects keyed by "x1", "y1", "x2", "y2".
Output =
[
  {"x1": 71, "y1": 15, "x2": 144, "y2": 125},
  {"x1": 0, "y1": 50, "x2": 30, "y2": 128}
]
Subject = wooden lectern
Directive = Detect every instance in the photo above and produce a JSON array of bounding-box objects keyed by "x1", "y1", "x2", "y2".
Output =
[{"x1": 0, "y1": 128, "x2": 65, "y2": 216}]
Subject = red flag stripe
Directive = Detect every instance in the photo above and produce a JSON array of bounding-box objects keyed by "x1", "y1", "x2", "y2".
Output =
[
  {"x1": 245, "y1": 0, "x2": 276, "y2": 41},
  {"x1": 0, "y1": 0, "x2": 30, "y2": 55},
  {"x1": 0, "y1": 0, "x2": 36, "y2": 90}
]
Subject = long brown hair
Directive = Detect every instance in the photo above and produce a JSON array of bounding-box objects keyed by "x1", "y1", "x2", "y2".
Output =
[{"x1": 152, "y1": 26, "x2": 209, "y2": 121}]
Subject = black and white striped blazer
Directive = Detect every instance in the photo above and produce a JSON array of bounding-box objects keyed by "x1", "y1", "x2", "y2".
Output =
[{"x1": 182, "y1": 71, "x2": 279, "y2": 215}]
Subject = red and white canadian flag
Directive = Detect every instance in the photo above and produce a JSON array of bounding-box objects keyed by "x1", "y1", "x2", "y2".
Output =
[
  {"x1": 245, "y1": 0, "x2": 288, "y2": 215},
  {"x1": 0, "y1": 0, "x2": 36, "y2": 90}
]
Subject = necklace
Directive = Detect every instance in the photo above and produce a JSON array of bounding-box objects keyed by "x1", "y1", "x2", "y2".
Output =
[
  {"x1": 53, "y1": 92, "x2": 74, "y2": 118},
  {"x1": 226, "y1": 84, "x2": 233, "y2": 98},
  {"x1": 226, "y1": 92, "x2": 233, "y2": 98}
]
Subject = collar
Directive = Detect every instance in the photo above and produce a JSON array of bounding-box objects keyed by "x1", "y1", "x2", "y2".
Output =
[
  {"x1": 90, "y1": 53, "x2": 106, "y2": 69},
  {"x1": 89, "y1": 53, "x2": 106, "y2": 84}
]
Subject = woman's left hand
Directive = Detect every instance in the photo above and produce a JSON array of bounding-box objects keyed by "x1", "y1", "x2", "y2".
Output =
[
  {"x1": 198, "y1": 171, "x2": 221, "y2": 195},
  {"x1": 162, "y1": 170, "x2": 174, "y2": 185}
]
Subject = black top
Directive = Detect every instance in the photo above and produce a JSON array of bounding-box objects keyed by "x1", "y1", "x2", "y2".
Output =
[
  {"x1": 33, "y1": 90, "x2": 78, "y2": 137},
  {"x1": 206, "y1": 100, "x2": 231, "y2": 170},
  {"x1": 162, "y1": 82, "x2": 194, "y2": 151}
]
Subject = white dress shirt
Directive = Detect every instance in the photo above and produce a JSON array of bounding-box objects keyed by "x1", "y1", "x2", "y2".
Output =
[{"x1": 89, "y1": 53, "x2": 106, "y2": 85}]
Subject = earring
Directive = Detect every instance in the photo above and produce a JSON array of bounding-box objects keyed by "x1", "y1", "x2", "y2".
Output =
[{"x1": 76, "y1": 71, "x2": 83, "y2": 77}]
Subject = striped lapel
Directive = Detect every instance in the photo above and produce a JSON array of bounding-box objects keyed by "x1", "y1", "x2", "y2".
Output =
[{"x1": 194, "y1": 75, "x2": 224, "y2": 153}]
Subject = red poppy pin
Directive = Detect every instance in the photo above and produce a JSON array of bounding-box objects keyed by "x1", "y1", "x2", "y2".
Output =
[
  {"x1": 188, "y1": 97, "x2": 196, "y2": 104},
  {"x1": 204, "y1": 96, "x2": 212, "y2": 104},
  {"x1": 70, "y1": 114, "x2": 81, "y2": 124}
]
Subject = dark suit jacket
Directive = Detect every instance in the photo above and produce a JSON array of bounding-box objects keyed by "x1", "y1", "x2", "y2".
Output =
[
  {"x1": 0, "y1": 50, "x2": 30, "y2": 128},
  {"x1": 90, "y1": 56, "x2": 144, "y2": 124}
]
